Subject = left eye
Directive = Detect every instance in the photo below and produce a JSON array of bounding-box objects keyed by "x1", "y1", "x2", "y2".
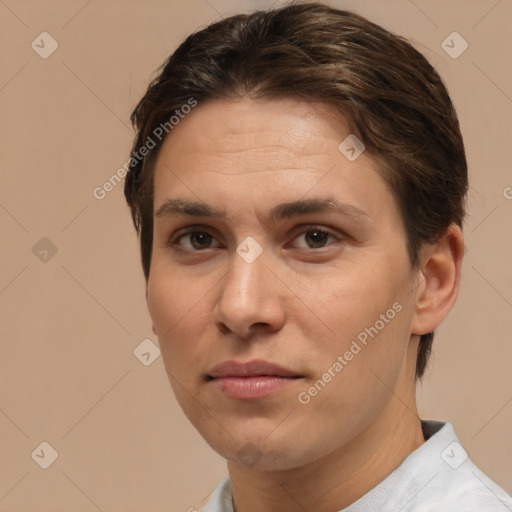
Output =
[{"x1": 290, "y1": 227, "x2": 340, "y2": 249}]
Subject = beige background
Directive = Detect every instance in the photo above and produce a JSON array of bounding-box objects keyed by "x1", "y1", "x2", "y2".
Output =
[{"x1": 0, "y1": 0, "x2": 511, "y2": 510}]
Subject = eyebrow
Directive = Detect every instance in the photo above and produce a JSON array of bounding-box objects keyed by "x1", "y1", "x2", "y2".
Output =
[{"x1": 155, "y1": 197, "x2": 369, "y2": 223}]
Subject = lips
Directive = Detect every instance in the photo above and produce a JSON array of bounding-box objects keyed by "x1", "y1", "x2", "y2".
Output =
[
  {"x1": 207, "y1": 360, "x2": 303, "y2": 399},
  {"x1": 207, "y1": 359, "x2": 301, "y2": 379}
]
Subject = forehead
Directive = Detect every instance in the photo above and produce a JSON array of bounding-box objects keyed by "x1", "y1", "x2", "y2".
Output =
[
  {"x1": 151, "y1": 97, "x2": 399, "y2": 225},
  {"x1": 156, "y1": 97, "x2": 353, "y2": 167}
]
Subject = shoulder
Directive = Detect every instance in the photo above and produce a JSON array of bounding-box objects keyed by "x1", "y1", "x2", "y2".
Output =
[
  {"x1": 199, "y1": 476, "x2": 233, "y2": 512},
  {"x1": 405, "y1": 460, "x2": 512, "y2": 511},
  {"x1": 399, "y1": 421, "x2": 512, "y2": 511}
]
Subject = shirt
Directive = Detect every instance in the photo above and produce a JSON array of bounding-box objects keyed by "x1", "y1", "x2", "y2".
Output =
[{"x1": 200, "y1": 420, "x2": 512, "y2": 511}]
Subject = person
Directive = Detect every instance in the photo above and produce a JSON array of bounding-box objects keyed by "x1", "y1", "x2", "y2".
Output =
[{"x1": 123, "y1": 2, "x2": 512, "y2": 510}]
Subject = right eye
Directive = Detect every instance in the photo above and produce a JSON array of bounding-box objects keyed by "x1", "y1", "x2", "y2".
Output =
[{"x1": 170, "y1": 228, "x2": 222, "y2": 252}]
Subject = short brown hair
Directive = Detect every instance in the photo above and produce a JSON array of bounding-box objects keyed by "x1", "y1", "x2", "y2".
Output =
[{"x1": 124, "y1": 1, "x2": 468, "y2": 380}]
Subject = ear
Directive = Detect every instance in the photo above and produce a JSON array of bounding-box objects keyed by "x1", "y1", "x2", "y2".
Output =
[
  {"x1": 411, "y1": 224, "x2": 464, "y2": 336},
  {"x1": 146, "y1": 284, "x2": 158, "y2": 336}
]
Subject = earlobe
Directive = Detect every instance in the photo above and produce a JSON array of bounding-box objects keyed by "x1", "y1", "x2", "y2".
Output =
[{"x1": 411, "y1": 224, "x2": 465, "y2": 336}]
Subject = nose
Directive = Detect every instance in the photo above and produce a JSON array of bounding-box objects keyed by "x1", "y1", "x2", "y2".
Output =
[{"x1": 212, "y1": 246, "x2": 286, "y2": 340}]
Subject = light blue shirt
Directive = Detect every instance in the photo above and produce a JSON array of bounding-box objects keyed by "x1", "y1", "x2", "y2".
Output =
[{"x1": 201, "y1": 420, "x2": 512, "y2": 511}]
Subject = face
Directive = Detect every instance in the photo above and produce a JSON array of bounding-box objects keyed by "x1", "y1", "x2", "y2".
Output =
[{"x1": 147, "y1": 97, "x2": 422, "y2": 471}]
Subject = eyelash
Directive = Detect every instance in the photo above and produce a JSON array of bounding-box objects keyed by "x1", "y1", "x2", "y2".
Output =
[{"x1": 169, "y1": 225, "x2": 343, "y2": 253}]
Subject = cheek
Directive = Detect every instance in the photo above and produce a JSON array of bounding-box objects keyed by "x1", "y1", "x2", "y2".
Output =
[
  {"x1": 299, "y1": 262, "x2": 413, "y2": 374},
  {"x1": 147, "y1": 275, "x2": 216, "y2": 428},
  {"x1": 299, "y1": 266, "x2": 394, "y2": 334},
  {"x1": 146, "y1": 273, "x2": 207, "y2": 373},
  {"x1": 147, "y1": 261, "x2": 206, "y2": 331},
  {"x1": 296, "y1": 304, "x2": 412, "y2": 434}
]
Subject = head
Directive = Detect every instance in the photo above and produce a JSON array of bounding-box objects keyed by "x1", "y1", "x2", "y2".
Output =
[{"x1": 124, "y1": 2, "x2": 467, "y2": 470}]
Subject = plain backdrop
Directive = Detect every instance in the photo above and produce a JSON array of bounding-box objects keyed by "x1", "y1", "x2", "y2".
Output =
[{"x1": 0, "y1": 0, "x2": 511, "y2": 510}]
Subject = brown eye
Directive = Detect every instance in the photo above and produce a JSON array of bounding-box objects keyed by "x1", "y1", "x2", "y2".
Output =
[
  {"x1": 292, "y1": 227, "x2": 340, "y2": 249},
  {"x1": 172, "y1": 230, "x2": 220, "y2": 251},
  {"x1": 187, "y1": 232, "x2": 213, "y2": 250},
  {"x1": 304, "y1": 230, "x2": 330, "y2": 248}
]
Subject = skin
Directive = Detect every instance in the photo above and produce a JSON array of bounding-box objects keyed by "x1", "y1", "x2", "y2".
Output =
[{"x1": 146, "y1": 97, "x2": 464, "y2": 512}]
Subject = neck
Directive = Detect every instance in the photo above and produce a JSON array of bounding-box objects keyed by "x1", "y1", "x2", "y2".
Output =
[{"x1": 227, "y1": 353, "x2": 425, "y2": 512}]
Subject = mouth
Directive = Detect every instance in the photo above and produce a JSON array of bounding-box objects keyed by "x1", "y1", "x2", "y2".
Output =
[{"x1": 206, "y1": 359, "x2": 303, "y2": 399}]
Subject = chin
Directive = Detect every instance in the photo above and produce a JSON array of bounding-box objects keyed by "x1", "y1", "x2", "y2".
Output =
[{"x1": 203, "y1": 430, "x2": 318, "y2": 472}]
